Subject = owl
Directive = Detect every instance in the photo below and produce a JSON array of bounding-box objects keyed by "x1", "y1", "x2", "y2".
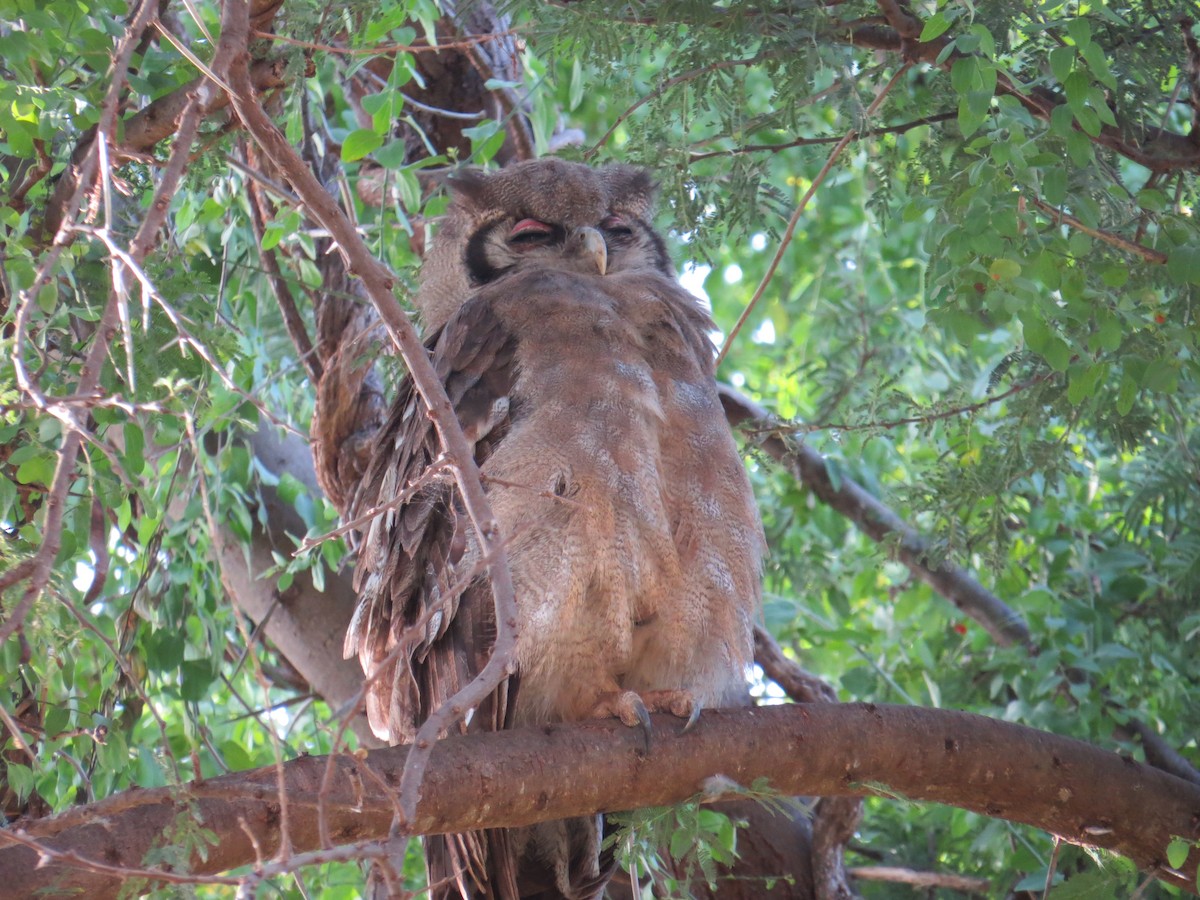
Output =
[{"x1": 346, "y1": 159, "x2": 765, "y2": 899}]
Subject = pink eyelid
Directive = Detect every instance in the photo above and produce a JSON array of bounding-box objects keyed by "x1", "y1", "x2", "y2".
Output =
[
  {"x1": 510, "y1": 218, "x2": 552, "y2": 236},
  {"x1": 601, "y1": 215, "x2": 625, "y2": 228}
]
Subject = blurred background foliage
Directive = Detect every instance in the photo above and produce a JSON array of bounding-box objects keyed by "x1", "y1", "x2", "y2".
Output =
[{"x1": 2, "y1": 0, "x2": 1198, "y2": 896}]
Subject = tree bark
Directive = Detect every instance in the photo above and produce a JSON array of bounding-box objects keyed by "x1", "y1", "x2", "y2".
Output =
[{"x1": 1, "y1": 704, "x2": 1197, "y2": 898}]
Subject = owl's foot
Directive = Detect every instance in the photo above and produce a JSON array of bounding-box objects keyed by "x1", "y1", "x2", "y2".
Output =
[{"x1": 589, "y1": 689, "x2": 699, "y2": 751}]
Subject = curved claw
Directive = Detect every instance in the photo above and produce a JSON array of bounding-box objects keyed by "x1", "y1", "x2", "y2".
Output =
[
  {"x1": 682, "y1": 701, "x2": 702, "y2": 733},
  {"x1": 631, "y1": 696, "x2": 652, "y2": 752}
]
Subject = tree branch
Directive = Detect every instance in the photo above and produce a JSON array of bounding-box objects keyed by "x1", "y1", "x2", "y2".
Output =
[
  {"x1": 833, "y1": 4, "x2": 1200, "y2": 173},
  {"x1": 1, "y1": 0, "x2": 196, "y2": 644},
  {"x1": 215, "y1": 0, "x2": 518, "y2": 824},
  {"x1": 1, "y1": 705, "x2": 1195, "y2": 898},
  {"x1": 720, "y1": 386, "x2": 1034, "y2": 648}
]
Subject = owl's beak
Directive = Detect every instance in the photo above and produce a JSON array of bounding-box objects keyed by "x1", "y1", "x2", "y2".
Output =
[{"x1": 574, "y1": 226, "x2": 608, "y2": 276}]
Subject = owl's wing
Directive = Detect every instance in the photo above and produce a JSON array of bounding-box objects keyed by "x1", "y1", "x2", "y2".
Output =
[
  {"x1": 345, "y1": 296, "x2": 522, "y2": 897},
  {"x1": 347, "y1": 294, "x2": 519, "y2": 739}
]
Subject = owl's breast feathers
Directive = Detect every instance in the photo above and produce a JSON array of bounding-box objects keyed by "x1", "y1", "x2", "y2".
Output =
[{"x1": 347, "y1": 267, "x2": 763, "y2": 747}]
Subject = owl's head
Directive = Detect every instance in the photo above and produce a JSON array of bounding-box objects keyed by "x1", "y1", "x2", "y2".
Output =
[{"x1": 416, "y1": 159, "x2": 675, "y2": 331}]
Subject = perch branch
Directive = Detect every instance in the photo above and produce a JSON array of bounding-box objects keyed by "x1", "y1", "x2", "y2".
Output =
[{"x1": 1, "y1": 705, "x2": 1195, "y2": 898}]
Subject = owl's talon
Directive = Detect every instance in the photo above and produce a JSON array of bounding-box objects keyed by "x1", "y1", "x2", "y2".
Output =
[
  {"x1": 590, "y1": 690, "x2": 654, "y2": 751},
  {"x1": 683, "y1": 702, "x2": 702, "y2": 732},
  {"x1": 632, "y1": 700, "x2": 652, "y2": 752}
]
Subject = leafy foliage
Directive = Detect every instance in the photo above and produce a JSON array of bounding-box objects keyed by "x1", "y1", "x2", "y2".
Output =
[{"x1": 2, "y1": 0, "x2": 1199, "y2": 896}]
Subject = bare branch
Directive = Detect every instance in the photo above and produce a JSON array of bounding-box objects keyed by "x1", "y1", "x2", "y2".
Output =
[
  {"x1": 1027, "y1": 196, "x2": 1170, "y2": 265},
  {"x1": 846, "y1": 866, "x2": 989, "y2": 893},
  {"x1": 754, "y1": 625, "x2": 838, "y2": 704}
]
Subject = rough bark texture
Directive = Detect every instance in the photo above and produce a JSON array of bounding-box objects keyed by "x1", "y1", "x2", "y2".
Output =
[{"x1": 2, "y1": 704, "x2": 1196, "y2": 898}]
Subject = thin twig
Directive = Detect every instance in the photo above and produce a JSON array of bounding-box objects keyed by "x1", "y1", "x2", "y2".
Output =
[
  {"x1": 688, "y1": 112, "x2": 955, "y2": 162},
  {"x1": 780, "y1": 371, "x2": 1055, "y2": 435},
  {"x1": 251, "y1": 27, "x2": 524, "y2": 57},
  {"x1": 0, "y1": 0, "x2": 164, "y2": 644},
  {"x1": 1027, "y1": 196, "x2": 1169, "y2": 264},
  {"x1": 716, "y1": 65, "x2": 908, "y2": 367},
  {"x1": 245, "y1": 165, "x2": 323, "y2": 384},
  {"x1": 586, "y1": 55, "x2": 771, "y2": 159},
  {"x1": 720, "y1": 385, "x2": 1034, "y2": 648}
]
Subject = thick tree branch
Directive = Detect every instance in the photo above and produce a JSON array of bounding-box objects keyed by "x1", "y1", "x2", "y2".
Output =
[
  {"x1": 217, "y1": 427, "x2": 381, "y2": 748},
  {"x1": 836, "y1": 5, "x2": 1200, "y2": 173},
  {"x1": 1, "y1": 705, "x2": 1196, "y2": 898},
  {"x1": 846, "y1": 866, "x2": 989, "y2": 893}
]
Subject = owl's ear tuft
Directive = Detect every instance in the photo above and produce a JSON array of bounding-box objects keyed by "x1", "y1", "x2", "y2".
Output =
[
  {"x1": 446, "y1": 167, "x2": 493, "y2": 211},
  {"x1": 626, "y1": 168, "x2": 659, "y2": 200},
  {"x1": 606, "y1": 165, "x2": 659, "y2": 217}
]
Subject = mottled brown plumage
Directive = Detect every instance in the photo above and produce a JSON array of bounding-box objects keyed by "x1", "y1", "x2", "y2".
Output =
[{"x1": 345, "y1": 159, "x2": 764, "y2": 899}]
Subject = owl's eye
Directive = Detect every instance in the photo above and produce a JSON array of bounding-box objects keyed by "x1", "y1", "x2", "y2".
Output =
[
  {"x1": 600, "y1": 215, "x2": 634, "y2": 239},
  {"x1": 508, "y1": 218, "x2": 556, "y2": 245}
]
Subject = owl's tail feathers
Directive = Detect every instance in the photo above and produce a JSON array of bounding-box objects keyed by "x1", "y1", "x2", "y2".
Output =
[
  {"x1": 511, "y1": 816, "x2": 617, "y2": 900},
  {"x1": 425, "y1": 829, "x2": 521, "y2": 900}
]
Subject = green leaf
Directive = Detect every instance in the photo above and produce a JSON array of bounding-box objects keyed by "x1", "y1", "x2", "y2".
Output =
[
  {"x1": 1043, "y1": 166, "x2": 1067, "y2": 205},
  {"x1": 669, "y1": 824, "x2": 694, "y2": 860},
  {"x1": 989, "y1": 258, "x2": 1021, "y2": 282},
  {"x1": 1049, "y1": 46, "x2": 1075, "y2": 84},
  {"x1": 16, "y1": 453, "x2": 54, "y2": 486},
  {"x1": 1137, "y1": 188, "x2": 1167, "y2": 212},
  {"x1": 1080, "y1": 42, "x2": 1116, "y2": 88},
  {"x1": 221, "y1": 739, "x2": 254, "y2": 772},
  {"x1": 1166, "y1": 245, "x2": 1200, "y2": 285},
  {"x1": 968, "y1": 24, "x2": 995, "y2": 59},
  {"x1": 1116, "y1": 374, "x2": 1137, "y2": 415},
  {"x1": 1063, "y1": 70, "x2": 1089, "y2": 111},
  {"x1": 180, "y1": 660, "x2": 215, "y2": 702},
  {"x1": 123, "y1": 421, "x2": 145, "y2": 476},
  {"x1": 568, "y1": 56, "x2": 584, "y2": 111},
  {"x1": 1066, "y1": 362, "x2": 1105, "y2": 405},
  {"x1": 463, "y1": 120, "x2": 506, "y2": 163},
  {"x1": 6, "y1": 763, "x2": 34, "y2": 802},
  {"x1": 950, "y1": 57, "x2": 978, "y2": 95},
  {"x1": 43, "y1": 704, "x2": 70, "y2": 737},
  {"x1": 341, "y1": 128, "x2": 383, "y2": 162},
  {"x1": 1046, "y1": 868, "x2": 1123, "y2": 898},
  {"x1": 1073, "y1": 104, "x2": 1100, "y2": 137},
  {"x1": 920, "y1": 12, "x2": 953, "y2": 42},
  {"x1": 375, "y1": 138, "x2": 407, "y2": 170},
  {"x1": 1065, "y1": 17, "x2": 1092, "y2": 47},
  {"x1": 1166, "y1": 837, "x2": 1192, "y2": 870},
  {"x1": 1066, "y1": 130, "x2": 1094, "y2": 167},
  {"x1": 260, "y1": 222, "x2": 285, "y2": 251}
]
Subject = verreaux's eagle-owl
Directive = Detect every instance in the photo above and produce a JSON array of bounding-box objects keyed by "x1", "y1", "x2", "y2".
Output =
[{"x1": 345, "y1": 159, "x2": 765, "y2": 899}]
